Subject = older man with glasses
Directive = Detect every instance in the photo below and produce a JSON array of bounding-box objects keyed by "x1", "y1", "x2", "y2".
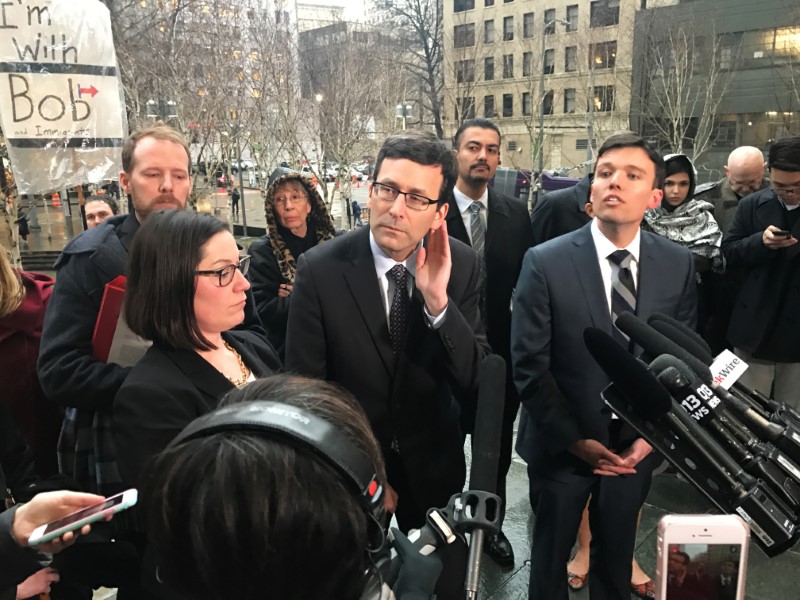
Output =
[
  {"x1": 285, "y1": 130, "x2": 490, "y2": 600},
  {"x1": 723, "y1": 136, "x2": 800, "y2": 408}
]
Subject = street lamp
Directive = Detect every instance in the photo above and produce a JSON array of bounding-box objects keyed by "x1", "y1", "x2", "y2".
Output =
[{"x1": 536, "y1": 18, "x2": 571, "y2": 198}]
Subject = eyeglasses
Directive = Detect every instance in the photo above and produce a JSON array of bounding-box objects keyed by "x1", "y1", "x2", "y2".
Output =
[
  {"x1": 371, "y1": 182, "x2": 438, "y2": 212},
  {"x1": 274, "y1": 194, "x2": 307, "y2": 206},
  {"x1": 772, "y1": 182, "x2": 800, "y2": 196},
  {"x1": 195, "y1": 255, "x2": 251, "y2": 287}
]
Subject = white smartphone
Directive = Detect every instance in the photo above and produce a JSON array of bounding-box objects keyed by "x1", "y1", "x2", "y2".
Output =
[
  {"x1": 655, "y1": 514, "x2": 749, "y2": 600},
  {"x1": 27, "y1": 489, "x2": 138, "y2": 546}
]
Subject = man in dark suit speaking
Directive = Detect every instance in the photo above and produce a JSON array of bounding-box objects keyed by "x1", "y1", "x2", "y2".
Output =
[
  {"x1": 286, "y1": 131, "x2": 489, "y2": 596},
  {"x1": 445, "y1": 118, "x2": 532, "y2": 566},
  {"x1": 512, "y1": 133, "x2": 697, "y2": 600}
]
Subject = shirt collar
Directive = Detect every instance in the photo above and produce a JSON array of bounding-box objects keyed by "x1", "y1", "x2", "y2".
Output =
[
  {"x1": 590, "y1": 219, "x2": 641, "y2": 263},
  {"x1": 369, "y1": 230, "x2": 419, "y2": 277},
  {"x1": 453, "y1": 185, "x2": 489, "y2": 215}
]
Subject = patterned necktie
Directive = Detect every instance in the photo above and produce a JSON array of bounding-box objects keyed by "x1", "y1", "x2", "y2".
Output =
[
  {"x1": 469, "y1": 201, "x2": 485, "y2": 256},
  {"x1": 608, "y1": 249, "x2": 637, "y2": 347},
  {"x1": 388, "y1": 264, "x2": 410, "y2": 355}
]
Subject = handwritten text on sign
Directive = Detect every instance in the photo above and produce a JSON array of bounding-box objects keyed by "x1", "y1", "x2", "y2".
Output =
[{"x1": 0, "y1": 0, "x2": 125, "y2": 145}]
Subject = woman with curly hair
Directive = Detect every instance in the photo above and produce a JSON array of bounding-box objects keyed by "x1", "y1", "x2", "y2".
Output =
[{"x1": 249, "y1": 174, "x2": 336, "y2": 357}]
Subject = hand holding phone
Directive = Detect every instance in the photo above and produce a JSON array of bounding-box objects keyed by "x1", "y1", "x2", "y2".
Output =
[
  {"x1": 656, "y1": 514, "x2": 749, "y2": 600},
  {"x1": 26, "y1": 489, "x2": 137, "y2": 547},
  {"x1": 773, "y1": 229, "x2": 792, "y2": 237}
]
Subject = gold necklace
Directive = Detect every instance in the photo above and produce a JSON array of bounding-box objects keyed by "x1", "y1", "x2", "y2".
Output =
[{"x1": 223, "y1": 340, "x2": 251, "y2": 386}]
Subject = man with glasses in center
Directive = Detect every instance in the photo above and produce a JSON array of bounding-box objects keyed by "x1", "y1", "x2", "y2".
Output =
[
  {"x1": 723, "y1": 136, "x2": 800, "y2": 408},
  {"x1": 286, "y1": 130, "x2": 489, "y2": 600}
]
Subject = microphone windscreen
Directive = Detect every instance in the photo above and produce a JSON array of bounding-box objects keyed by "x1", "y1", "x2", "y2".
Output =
[
  {"x1": 469, "y1": 354, "x2": 506, "y2": 493},
  {"x1": 649, "y1": 319, "x2": 715, "y2": 366},
  {"x1": 648, "y1": 312, "x2": 712, "y2": 358},
  {"x1": 583, "y1": 327, "x2": 672, "y2": 420},
  {"x1": 614, "y1": 313, "x2": 713, "y2": 383}
]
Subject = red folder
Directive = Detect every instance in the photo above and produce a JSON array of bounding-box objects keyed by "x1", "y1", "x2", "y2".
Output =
[{"x1": 92, "y1": 275, "x2": 126, "y2": 363}]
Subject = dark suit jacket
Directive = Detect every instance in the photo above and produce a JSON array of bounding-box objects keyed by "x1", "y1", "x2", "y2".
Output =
[
  {"x1": 113, "y1": 330, "x2": 281, "y2": 488},
  {"x1": 446, "y1": 187, "x2": 533, "y2": 366},
  {"x1": 530, "y1": 174, "x2": 592, "y2": 246},
  {"x1": 511, "y1": 223, "x2": 697, "y2": 472},
  {"x1": 722, "y1": 188, "x2": 800, "y2": 359},
  {"x1": 285, "y1": 227, "x2": 490, "y2": 509}
]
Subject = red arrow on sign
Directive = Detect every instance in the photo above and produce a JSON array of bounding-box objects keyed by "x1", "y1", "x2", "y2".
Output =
[{"x1": 78, "y1": 85, "x2": 99, "y2": 98}]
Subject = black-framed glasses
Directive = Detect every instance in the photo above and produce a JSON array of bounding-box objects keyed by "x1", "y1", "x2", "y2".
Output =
[
  {"x1": 772, "y1": 182, "x2": 800, "y2": 196},
  {"x1": 371, "y1": 182, "x2": 438, "y2": 212},
  {"x1": 195, "y1": 255, "x2": 251, "y2": 287}
]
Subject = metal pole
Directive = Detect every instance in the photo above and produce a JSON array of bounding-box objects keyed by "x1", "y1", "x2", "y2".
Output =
[
  {"x1": 587, "y1": 62, "x2": 596, "y2": 174},
  {"x1": 238, "y1": 138, "x2": 248, "y2": 238}
]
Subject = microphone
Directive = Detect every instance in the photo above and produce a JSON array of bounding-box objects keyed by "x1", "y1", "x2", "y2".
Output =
[
  {"x1": 646, "y1": 314, "x2": 800, "y2": 425},
  {"x1": 464, "y1": 354, "x2": 505, "y2": 600},
  {"x1": 654, "y1": 358, "x2": 800, "y2": 512},
  {"x1": 583, "y1": 328, "x2": 799, "y2": 552},
  {"x1": 626, "y1": 315, "x2": 800, "y2": 464},
  {"x1": 648, "y1": 312, "x2": 713, "y2": 357}
]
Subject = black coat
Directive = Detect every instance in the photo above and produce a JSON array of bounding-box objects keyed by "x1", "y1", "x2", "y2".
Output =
[
  {"x1": 113, "y1": 330, "x2": 280, "y2": 489},
  {"x1": 530, "y1": 174, "x2": 592, "y2": 246},
  {"x1": 722, "y1": 188, "x2": 800, "y2": 360},
  {"x1": 249, "y1": 236, "x2": 293, "y2": 356},
  {"x1": 285, "y1": 227, "x2": 490, "y2": 511}
]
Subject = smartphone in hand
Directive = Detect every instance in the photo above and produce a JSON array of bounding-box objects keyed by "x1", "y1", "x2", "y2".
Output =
[{"x1": 28, "y1": 489, "x2": 138, "y2": 546}]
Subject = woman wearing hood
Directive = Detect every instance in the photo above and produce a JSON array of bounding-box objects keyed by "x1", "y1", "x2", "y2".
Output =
[
  {"x1": 249, "y1": 174, "x2": 336, "y2": 357},
  {"x1": 643, "y1": 153, "x2": 724, "y2": 348}
]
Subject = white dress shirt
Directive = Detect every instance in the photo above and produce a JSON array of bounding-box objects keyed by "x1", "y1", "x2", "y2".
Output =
[
  {"x1": 453, "y1": 185, "x2": 489, "y2": 245},
  {"x1": 369, "y1": 231, "x2": 447, "y2": 328}
]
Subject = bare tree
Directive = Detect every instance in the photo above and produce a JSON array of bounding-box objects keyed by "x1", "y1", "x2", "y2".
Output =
[
  {"x1": 377, "y1": 0, "x2": 445, "y2": 138},
  {"x1": 634, "y1": 14, "x2": 739, "y2": 163}
]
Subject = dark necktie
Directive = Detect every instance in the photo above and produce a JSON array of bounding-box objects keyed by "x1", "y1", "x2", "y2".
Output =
[
  {"x1": 608, "y1": 249, "x2": 637, "y2": 347},
  {"x1": 388, "y1": 264, "x2": 410, "y2": 355}
]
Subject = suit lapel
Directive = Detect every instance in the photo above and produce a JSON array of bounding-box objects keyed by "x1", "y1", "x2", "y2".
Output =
[
  {"x1": 570, "y1": 225, "x2": 612, "y2": 333},
  {"x1": 161, "y1": 346, "x2": 233, "y2": 400},
  {"x1": 224, "y1": 332, "x2": 274, "y2": 377},
  {"x1": 636, "y1": 234, "x2": 660, "y2": 319},
  {"x1": 343, "y1": 230, "x2": 395, "y2": 375},
  {"x1": 446, "y1": 198, "x2": 470, "y2": 246}
]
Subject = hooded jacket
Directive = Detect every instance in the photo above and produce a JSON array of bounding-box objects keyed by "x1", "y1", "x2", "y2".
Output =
[
  {"x1": 249, "y1": 173, "x2": 336, "y2": 355},
  {"x1": 643, "y1": 154, "x2": 723, "y2": 273}
]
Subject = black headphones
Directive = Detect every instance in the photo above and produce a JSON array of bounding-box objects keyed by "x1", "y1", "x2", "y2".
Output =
[
  {"x1": 169, "y1": 401, "x2": 390, "y2": 598},
  {"x1": 169, "y1": 401, "x2": 386, "y2": 528}
]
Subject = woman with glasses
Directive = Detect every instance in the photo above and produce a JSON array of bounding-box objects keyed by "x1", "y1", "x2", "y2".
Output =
[
  {"x1": 112, "y1": 210, "x2": 281, "y2": 492},
  {"x1": 249, "y1": 173, "x2": 335, "y2": 357}
]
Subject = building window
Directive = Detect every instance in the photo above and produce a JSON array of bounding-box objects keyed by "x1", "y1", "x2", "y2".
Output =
[
  {"x1": 484, "y1": 56, "x2": 495, "y2": 80},
  {"x1": 590, "y1": 0, "x2": 620, "y2": 28},
  {"x1": 566, "y1": 4, "x2": 578, "y2": 31},
  {"x1": 522, "y1": 51, "x2": 532, "y2": 77},
  {"x1": 544, "y1": 8, "x2": 556, "y2": 35},
  {"x1": 503, "y1": 0, "x2": 513, "y2": 3},
  {"x1": 713, "y1": 120, "x2": 737, "y2": 148},
  {"x1": 507, "y1": 140, "x2": 518, "y2": 151},
  {"x1": 591, "y1": 85, "x2": 614, "y2": 112},
  {"x1": 454, "y1": 23, "x2": 476, "y2": 48},
  {"x1": 503, "y1": 53, "x2": 514, "y2": 78},
  {"x1": 543, "y1": 90, "x2": 554, "y2": 115},
  {"x1": 565, "y1": 46, "x2": 577, "y2": 72},
  {"x1": 456, "y1": 60, "x2": 475, "y2": 83},
  {"x1": 457, "y1": 96, "x2": 476, "y2": 120},
  {"x1": 503, "y1": 93, "x2": 513, "y2": 117},
  {"x1": 454, "y1": 0, "x2": 475, "y2": 12},
  {"x1": 564, "y1": 88, "x2": 576, "y2": 113},
  {"x1": 484, "y1": 19, "x2": 494, "y2": 44},
  {"x1": 522, "y1": 92, "x2": 532, "y2": 116},
  {"x1": 485, "y1": 0, "x2": 494, "y2": 5},
  {"x1": 589, "y1": 41, "x2": 617, "y2": 69},
  {"x1": 523, "y1": 12, "x2": 534, "y2": 38},
  {"x1": 503, "y1": 16, "x2": 514, "y2": 41},
  {"x1": 543, "y1": 49, "x2": 555, "y2": 74},
  {"x1": 484, "y1": 95, "x2": 496, "y2": 118}
]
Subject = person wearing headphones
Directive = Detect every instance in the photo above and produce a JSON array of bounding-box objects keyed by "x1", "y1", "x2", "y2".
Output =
[{"x1": 144, "y1": 375, "x2": 443, "y2": 600}]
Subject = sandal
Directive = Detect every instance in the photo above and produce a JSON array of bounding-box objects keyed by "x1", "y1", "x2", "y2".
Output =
[
  {"x1": 567, "y1": 571, "x2": 589, "y2": 591},
  {"x1": 630, "y1": 579, "x2": 655, "y2": 599}
]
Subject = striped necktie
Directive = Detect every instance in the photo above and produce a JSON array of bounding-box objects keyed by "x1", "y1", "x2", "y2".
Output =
[
  {"x1": 608, "y1": 249, "x2": 636, "y2": 347},
  {"x1": 388, "y1": 264, "x2": 410, "y2": 355}
]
